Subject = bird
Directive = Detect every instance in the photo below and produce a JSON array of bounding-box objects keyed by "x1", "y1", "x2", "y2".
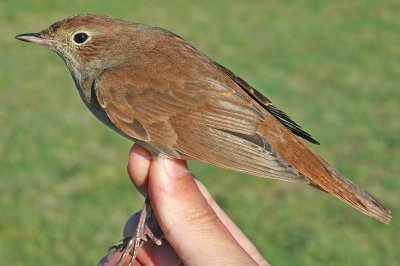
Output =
[{"x1": 16, "y1": 13, "x2": 391, "y2": 265}]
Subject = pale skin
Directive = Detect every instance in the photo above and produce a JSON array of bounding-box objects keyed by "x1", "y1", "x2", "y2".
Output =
[{"x1": 99, "y1": 144, "x2": 269, "y2": 266}]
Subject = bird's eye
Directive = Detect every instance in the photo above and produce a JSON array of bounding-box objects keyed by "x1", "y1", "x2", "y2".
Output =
[{"x1": 73, "y1": 32, "x2": 89, "y2": 44}]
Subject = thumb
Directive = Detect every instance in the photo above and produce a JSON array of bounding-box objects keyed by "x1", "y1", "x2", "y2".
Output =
[{"x1": 148, "y1": 158, "x2": 256, "y2": 265}]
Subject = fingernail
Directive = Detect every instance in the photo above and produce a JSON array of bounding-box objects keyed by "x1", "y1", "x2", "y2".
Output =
[
  {"x1": 129, "y1": 144, "x2": 152, "y2": 159},
  {"x1": 164, "y1": 159, "x2": 190, "y2": 178}
]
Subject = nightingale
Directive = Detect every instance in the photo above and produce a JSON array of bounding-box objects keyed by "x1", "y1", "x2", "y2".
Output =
[{"x1": 16, "y1": 13, "x2": 391, "y2": 265}]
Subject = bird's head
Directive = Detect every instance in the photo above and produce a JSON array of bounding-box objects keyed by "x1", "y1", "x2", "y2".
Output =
[{"x1": 16, "y1": 14, "x2": 150, "y2": 78}]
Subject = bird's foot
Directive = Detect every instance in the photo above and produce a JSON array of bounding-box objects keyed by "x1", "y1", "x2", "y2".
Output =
[{"x1": 113, "y1": 195, "x2": 163, "y2": 266}]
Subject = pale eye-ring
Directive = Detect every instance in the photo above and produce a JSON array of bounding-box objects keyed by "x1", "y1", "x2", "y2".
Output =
[{"x1": 73, "y1": 32, "x2": 89, "y2": 44}]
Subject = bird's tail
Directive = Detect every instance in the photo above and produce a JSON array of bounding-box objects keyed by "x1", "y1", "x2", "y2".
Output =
[
  {"x1": 259, "y1": 121, "x2": 391, "y2": 224},
  {"x1": 307, "y1": 150, "x2": 391, "y2": 224}
]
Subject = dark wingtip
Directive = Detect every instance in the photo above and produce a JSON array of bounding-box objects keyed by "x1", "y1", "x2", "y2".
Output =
[
  {"x1": 293, "y1": 129, "x2": 320, "y2": 145},
  {"x1": 266, "y1": 104, "x2": 321, "y2": 145},
  {"x1": 305, "y1": 136, "x2": 320, "y2": 145},
  {"x1": 305, "y1": 138, "x2": 320, "y2": 145}
]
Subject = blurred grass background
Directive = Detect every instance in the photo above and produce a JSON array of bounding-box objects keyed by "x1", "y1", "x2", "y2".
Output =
[{"x1": 1, "y1": 0, "x2": 399, "y2": 265}]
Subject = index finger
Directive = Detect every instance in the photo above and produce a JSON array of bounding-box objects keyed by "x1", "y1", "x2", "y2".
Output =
[{"x1": 127, "y1": 144, "x2": 152, "y2": 196}]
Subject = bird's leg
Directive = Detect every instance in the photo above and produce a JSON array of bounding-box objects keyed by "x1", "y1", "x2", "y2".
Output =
[{"x1": 116, "y1": 195, "x2": 163, "y2": 266}]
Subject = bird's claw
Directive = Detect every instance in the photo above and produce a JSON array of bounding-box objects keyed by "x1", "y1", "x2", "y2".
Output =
[{"x1": 115, "y1": 195, "x2": 163, "y2": 266}]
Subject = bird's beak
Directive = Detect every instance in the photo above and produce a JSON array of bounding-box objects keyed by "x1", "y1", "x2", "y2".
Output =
[{"x1": 15, "y1": 32, "x2": 53, "y2": 46}]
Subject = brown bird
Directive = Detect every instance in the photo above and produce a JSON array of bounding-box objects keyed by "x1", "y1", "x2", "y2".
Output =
[{"x1": 16, "y1": 13, "x2": 391, "y2": 265}]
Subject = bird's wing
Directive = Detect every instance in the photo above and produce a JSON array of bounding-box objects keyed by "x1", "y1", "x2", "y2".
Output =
[
  {"x1": 93, "y1": 64, "x2": 309, "y2": 183},
  {"x1": 214, "y1": 62, "x2": 320, "y2": 144}
]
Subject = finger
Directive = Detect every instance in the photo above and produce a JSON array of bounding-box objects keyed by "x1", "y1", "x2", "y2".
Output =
[
  {"x1": 136, "y1": 241, "x2": 182, "y2": 266},
  {"x1": 99, "y1": 230, "x2": 182, "y2": 265},
  {"x1": 148, "y1": 158, "x2": 257, "y2": 265},
  {"x1": 127, "y1": 144, "x2": 152, "y2": 196},
  {"x1": 120, "y1": 181, "x2": 269, "y2": 266},
  {"x1": 195, "y1": 180, "x2": 269, "y2": 266}
]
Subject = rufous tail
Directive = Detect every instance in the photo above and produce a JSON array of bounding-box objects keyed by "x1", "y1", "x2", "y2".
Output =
[{"x1": 259, "y1": 119, "x2": 391, "y2": 224}]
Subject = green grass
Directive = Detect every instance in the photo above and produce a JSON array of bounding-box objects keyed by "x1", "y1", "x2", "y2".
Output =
[{"x1": 1, "y1": 0, "x2": 399, "y2": 265}]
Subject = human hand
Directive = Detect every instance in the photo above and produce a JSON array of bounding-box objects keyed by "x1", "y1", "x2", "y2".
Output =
[{"x1": 99, "y1": 144, "x2": 269, "y2": 266}]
